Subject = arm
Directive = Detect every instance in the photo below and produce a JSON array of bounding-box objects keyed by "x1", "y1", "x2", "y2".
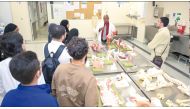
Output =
[
  {"x1": 148, "y1": 31, "x2": 165, "y2": 50},
  {"x1": 51, "y1": 70, "x2": 57, "y2": 97},
  {"x1": 84, "y1": 77, "x2": 99, "y2": 107},
  {"x1": 96, "y1": 22, "x2": 104, "y2": 33}
]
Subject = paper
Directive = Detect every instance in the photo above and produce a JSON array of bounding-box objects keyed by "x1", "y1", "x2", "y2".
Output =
[
  {"x1": 73, "y1": 2, "x2": 79, "y2": 9},
  {"x1": 64, "y1": 2, "x2": 74, "y2": 11},
  {"x1": 94, "y1": 4, "x2": 102, "y2": 10},
  {"x1": 74, "y1": 13, "x2": 81, "y2": 18},
  {"x1": 81, "y1": 4, "x2": 87, "y2": 9},
  {"x1": 80, "y1": 13, "x2": 84, "y2": 19},
  {"x1": 53, "y1": 4, "x2": 66, "y2": 19}
]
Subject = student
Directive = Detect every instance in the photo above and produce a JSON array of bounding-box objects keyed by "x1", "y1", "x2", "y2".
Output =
[
  {"x1": 148, "y1": 17, "x2": 171, "y2": 68},
  {"x1": 48, "y1": 23, "x2": 56, "y2": 43},
  {"x1": 60, "y1": 19, "x2": 70, "y2": 43},
  {"x1": 52, "y1": 37, "x2": 99, "y2": 107},
  {"x1": 4, "y1": 23, "x2": 19, "y2": 34},
  {"x1": 96, "y1": 14, "x2": 116, "y2": 43},
  {"x1": 46, "y1": 24, "x2": 71, "y2": 64},
  {"x1": 1, "y1": 51, "x2": 58, "y2": 107},
  {"x1": 0, "y1": 32, "x2": 45, "y2": 101},
  {"x1": 64, "y1": 28, "x2": 79, "y2": 45}
]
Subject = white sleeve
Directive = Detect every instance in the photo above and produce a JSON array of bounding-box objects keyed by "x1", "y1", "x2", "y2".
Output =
[
  {"x1": 58, "y1": 48, "x2": 72, "y2": 64},
  {"x1": 96, "y1": 22, "x2": 104, "y2": 43},
  {"x1": 111, "y1": 23, "x2": 116, "y2": 32},
  {"x1": 37, "y1": 72, "x2": 45, "y2": 85}
]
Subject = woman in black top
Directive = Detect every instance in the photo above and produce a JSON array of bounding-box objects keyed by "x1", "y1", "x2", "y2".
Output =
[
  {"x1": 60, "y1": 20, "x2": 70, "y2": 43},
  {"x1": 64, "y1": 28, "x2": 79, "y2": 45}
]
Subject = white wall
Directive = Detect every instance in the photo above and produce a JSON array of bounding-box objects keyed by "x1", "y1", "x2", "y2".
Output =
[
  {"x1": 47, "y1": 2, "x2": 144, "y2": 39},
  {"x1": 158, "y1": 2, "x2": 189, "y2": 33},
  {"x1": 10, "y1": 2, "x2": 33, "y2": 40},
  {"x1": 0, "y1": 2, "x2": 12, "y2": 25}
]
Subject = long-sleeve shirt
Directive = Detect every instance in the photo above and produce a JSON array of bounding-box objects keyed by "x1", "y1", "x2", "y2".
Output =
[
  {"x1": 148, "y1": 27, "x2": 171, "y2": 61},
  {"x1": 52, "y1": 63, "x2": 99, "y2": 107}
]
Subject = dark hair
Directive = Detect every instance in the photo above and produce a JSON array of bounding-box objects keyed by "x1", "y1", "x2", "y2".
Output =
[
  {"x1": 67, "y1": 37, "x2": 88, "y2": 60},
  {"x1": 160, "y1": 17, "x2": 169, "y2": 27},
  {"x1": 60, "y1": 20, "x2": 69, "y2": 33},
  {"x1": 4, "y1": 23, "x2": 18, "y2": 34},
  {"x1": 0, "y1": 32, "x2": 23, "y2": 58},
  {"x1": 64, "y1": 28, "x2": 79, "y2": 45},
  {"x1": 48, "y1": 23, "x2": 57, "y2": 42},
  {"x1": 51, "y1": 24, "x2": 66, "y2": 39},
  {"x1": 48, "y1": 23, "x2": 57, "y2": 33},
  {"x1": 9, "y1": 51, "x2": 40, "y2": 84}
]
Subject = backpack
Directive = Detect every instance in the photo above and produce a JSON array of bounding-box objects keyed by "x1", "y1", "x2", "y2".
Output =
[{"x1": 42, "y1": 43, "x2": 65, "y2": 85}]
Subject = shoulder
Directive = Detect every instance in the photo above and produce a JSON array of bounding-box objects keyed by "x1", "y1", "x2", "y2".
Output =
[
  {"x1": 0, "y1": 58, "x2": 11, "y2": 74},
  {"x1": 53, "y1": 63, "x2": 70, "y2": 75},
  {"x1": 1, "y1": 89, "x2": 18, "y2": 102},
  {"x1": 78, "y1": 67, "x2": 96, "y2": 81},
  {"x1": 0, "y1": 58, "x2": 11, "y2": 65}
]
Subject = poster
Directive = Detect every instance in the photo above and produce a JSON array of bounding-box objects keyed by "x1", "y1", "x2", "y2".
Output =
[
  {"x1": 53, "y1": 4, "x2": 66, "y2": 19},
  {"x1": 73, "y1": 2, "x2": 79, "y2": 9},
  {"x1": 74, "y1": 13, "x2": 81, "y2": 18},
  {"x1": 65, "y1": 1, "x2": 74, "y2": 11}
]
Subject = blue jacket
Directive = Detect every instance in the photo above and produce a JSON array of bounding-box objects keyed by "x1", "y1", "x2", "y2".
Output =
[{"x1": 1, "y1": 84, "x2": 58, "y2": 107}]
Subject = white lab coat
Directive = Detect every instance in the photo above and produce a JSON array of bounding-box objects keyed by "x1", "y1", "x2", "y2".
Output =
[
  {"x1": 148, "y1": 27, "x2": 171, "y2": 62},
  {"x1": 0, "y1": 58, "x2": 45, "y2": 103},
  {"x1": 96, "y1": 21, "x2": 116, "y2": 43}
]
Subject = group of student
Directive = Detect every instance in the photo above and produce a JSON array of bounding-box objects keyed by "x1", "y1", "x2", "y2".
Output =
[
  {"x1": 0, "y1": 19, "x2": 101, "y2": 107},
  {"x1": 0, "y1": 15, "x2": 170, "y2": 107}
]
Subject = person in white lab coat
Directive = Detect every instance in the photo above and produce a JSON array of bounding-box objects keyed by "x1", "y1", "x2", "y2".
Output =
[
  {"x1": 0, "y1": 32, "x2": 45, "y2": 103},
  {"x1": 148, "y1": 17, "x2": 171, "y2": 67},
  {"x1": 96, "y1": 15, "x2": 116, "y2": 43}
]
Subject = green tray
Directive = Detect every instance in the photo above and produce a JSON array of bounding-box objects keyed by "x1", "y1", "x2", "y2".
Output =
[
  {"x1": 104, "y1": 60, "x2": 113, "y2": 65},
  {"x1": 121, "y1": 61, "x2": 133, "y2": 68},
  {"x1": 91, "y1": 67, "x2": 104, "y2": 73},
  {"x1": 111, "y1": 84, "x2": 126, "y2": 106},
  {"x1": 109, "y1": 44, "x2": 117, "y2": 49},
  {"x1": 96, "y1": 52, "x2": 107, "y2": 57}
]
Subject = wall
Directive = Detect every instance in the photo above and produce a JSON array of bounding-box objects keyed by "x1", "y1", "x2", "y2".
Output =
[
  {"x1": 160, "y1": 2, "x2": 189, "y2": 33},
  {"x1": 47, "y1": 2, "x2": 145, "y2": 39},
  {"x1": 37, "y1": 2, "x2": 48, "y2": 28},
  {"x1": 0, "y1": 2, "x2": 12, "y2": 25},
  {"x1": 145, "y1": 1, "x2": 190, "y2": 33},
  {"x1": 10, "y1": 2, "x2": 33, "y2": 40}
]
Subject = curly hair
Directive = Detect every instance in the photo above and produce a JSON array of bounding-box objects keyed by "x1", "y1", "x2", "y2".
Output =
[
  {"x1": 67, "y1": 37, "x2": 88, "y2": 60},
  {"x1": 0, "y1": 32, "x2": 23, "y2": 58}
]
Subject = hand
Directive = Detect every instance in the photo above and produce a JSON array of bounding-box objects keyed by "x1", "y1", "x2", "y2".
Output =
[
  {"x1": 136, "y1": 99, "x2": 151, "y2": 107},
  {"x1": 99, "y1": 27, "x2": 104, "y2": 32}
]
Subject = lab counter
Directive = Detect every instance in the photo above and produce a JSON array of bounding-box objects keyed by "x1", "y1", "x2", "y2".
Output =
[{"x1": 87, "y1": 40, "x2": 190, "y2": 107}]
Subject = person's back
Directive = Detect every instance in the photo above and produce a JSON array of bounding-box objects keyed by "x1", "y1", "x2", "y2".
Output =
[
  {"x1": 0, "y1": 32, "x2": 45, "y2": 99},
  {"x1": 0, "y1": 58, "x2": 19, "y2": 96},
  {"x1": 52, "y1": 37, "x2": 99, "y2": 107},
  {"x1": 46, "y1": 24, "x2": 71, "y2": 64},
  {"x1": 52, "y1": 63, "x2": 98, "y2": 106},
  {"x1": 1, "y1": 84, "x2": 58, "y2": 107},
  {"x1": 1, "y1": 51, "x2": 58, "y2": 107},
  {"x1": 64, "y1": 28, "x2": 79, "y2": 45}
]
